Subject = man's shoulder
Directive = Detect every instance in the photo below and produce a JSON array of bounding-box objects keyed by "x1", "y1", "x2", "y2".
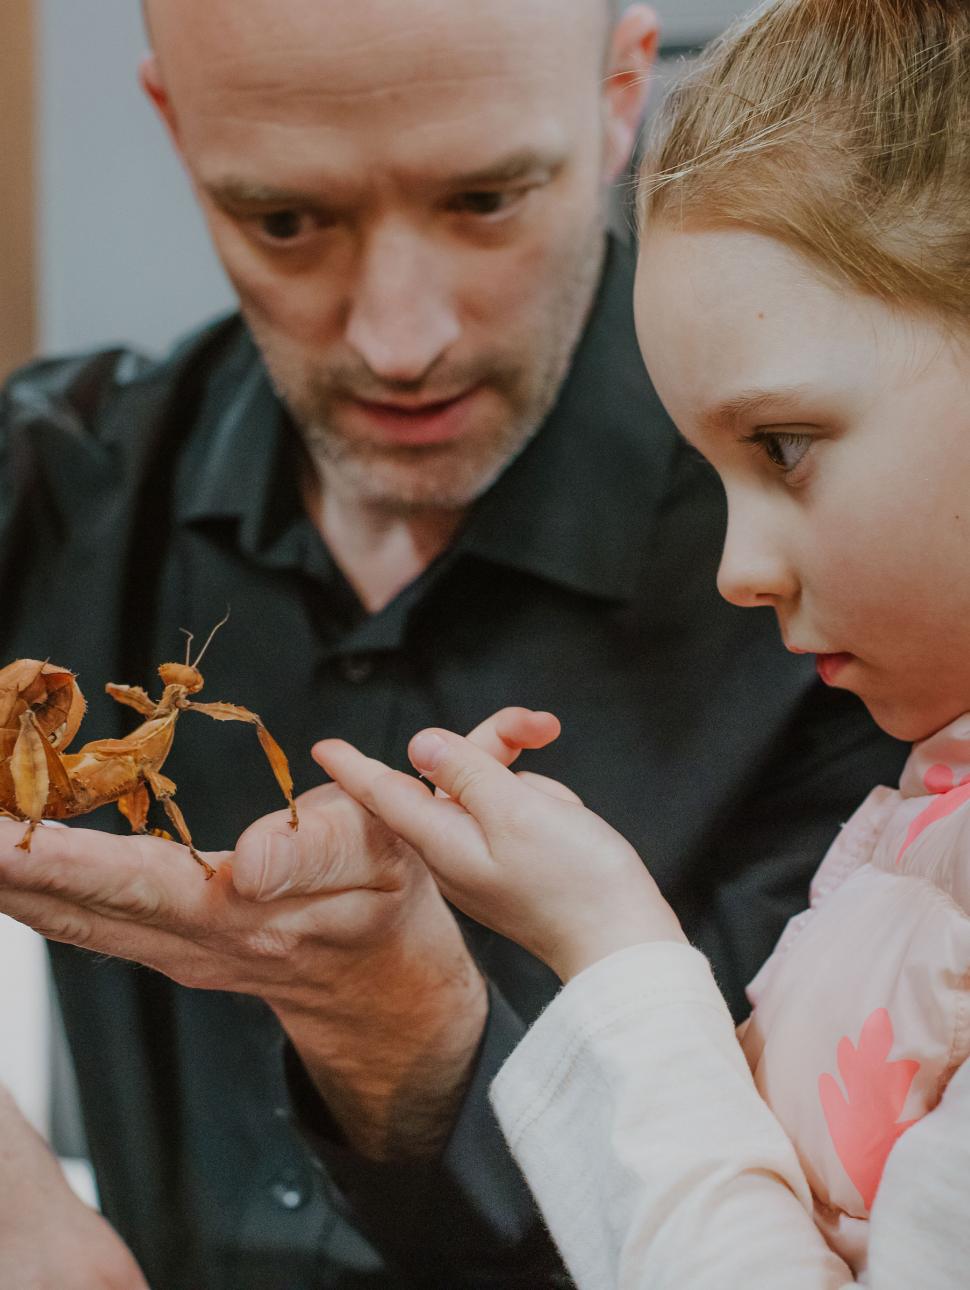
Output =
[{"x1": 1, "y1": 313, "x2": 251, "y2": 460}]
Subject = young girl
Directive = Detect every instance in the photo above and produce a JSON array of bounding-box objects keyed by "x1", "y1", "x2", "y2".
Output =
[{"x1": 317, "y1": 1, "x2": 970, "y2": 1284}]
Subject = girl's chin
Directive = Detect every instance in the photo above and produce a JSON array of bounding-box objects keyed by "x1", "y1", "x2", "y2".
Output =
[{"x1": 863, "y1": 695, "x2": 966, "y2": 744}]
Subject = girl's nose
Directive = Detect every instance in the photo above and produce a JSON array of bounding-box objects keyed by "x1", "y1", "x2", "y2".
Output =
[{"x1": 716, "y1": 507, "x2": 798, "y2": 609}]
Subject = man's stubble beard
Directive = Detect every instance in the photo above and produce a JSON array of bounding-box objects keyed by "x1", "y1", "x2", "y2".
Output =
[{"x1": 245, "y1": 218, "x2": 608, "y2": 516}]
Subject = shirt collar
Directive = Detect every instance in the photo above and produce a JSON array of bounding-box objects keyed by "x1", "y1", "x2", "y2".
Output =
[
  {"x1": 459, "y1": 235, "x2": 678, "y2": 601},
  {"x1": 176, "y1": 235, "x2": 678, "y2": 602}
]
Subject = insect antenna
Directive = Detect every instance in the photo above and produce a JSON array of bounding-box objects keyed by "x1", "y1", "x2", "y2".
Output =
[
  {"x1": 191, "y1": 609, "x2": 231, "y2": 670},
  {"x1": 180, "y1": 629, "x2": 195, "y2": 665}
]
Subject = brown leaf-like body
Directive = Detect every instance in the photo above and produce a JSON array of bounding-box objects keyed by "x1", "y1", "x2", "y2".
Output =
[
  {"x1": 0, "y1": 655, "x2": 298, "y2": 872},
  {"x1": 0, "y1": 660, "x2": 86, "y2": 749}
]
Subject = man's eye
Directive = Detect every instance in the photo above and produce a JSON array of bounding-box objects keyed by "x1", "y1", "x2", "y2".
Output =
[
  {"x1": 450, "y1": 191, "x2": 518, "y2": 217},
  {"x1": 256, "y1": 211, "x2": 314, "y2": 242}
]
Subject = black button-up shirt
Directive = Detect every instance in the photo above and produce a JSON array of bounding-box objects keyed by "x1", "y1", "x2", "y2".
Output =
[{"x1": 0, "y1": 238, "x2": 906, "y2": 1288}]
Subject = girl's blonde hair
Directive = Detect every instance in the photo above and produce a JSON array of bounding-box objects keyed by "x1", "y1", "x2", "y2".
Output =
[{"x1": 640, "y1": 0, "x2": 970, "y2": 319}]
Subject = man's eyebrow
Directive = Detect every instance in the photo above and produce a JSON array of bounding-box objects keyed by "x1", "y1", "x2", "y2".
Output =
[
  {"x1": 447, "y1": 149, "x2": 566, "y2": 188},
  {"x1": 699, "y1": 386, "x2": 817, "y2": 432},
  {"x1": 204, "y1": 179, "x2": 318, "y2": 207},
  {"x1": 203, "y1": 152, "x2": 564, "y2": 208}
]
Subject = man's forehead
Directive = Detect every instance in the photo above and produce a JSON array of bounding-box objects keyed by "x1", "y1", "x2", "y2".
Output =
[
  {"x1": 143, "y1": 0, "x2": 614, "y2": 31},
  {"x1": 144, "y1": 0, "x2": 611, "y2": 77}
]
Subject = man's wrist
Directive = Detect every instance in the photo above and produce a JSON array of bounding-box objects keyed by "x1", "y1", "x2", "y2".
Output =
[{"x1": 269, "y1": 924, "x2": 489, "y2": 1160}]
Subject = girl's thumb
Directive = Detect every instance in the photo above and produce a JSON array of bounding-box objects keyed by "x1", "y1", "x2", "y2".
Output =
[{"x1": 408, "y1": 728, "x2": 517, "y2": 825}]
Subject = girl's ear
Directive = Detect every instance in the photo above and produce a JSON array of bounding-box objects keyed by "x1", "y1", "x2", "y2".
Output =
[
  {"x1": 602, "y1": 5, "x2": 660, "y2": 182},
  {"x1": 139, "y1": 53, "x2": 182, "y2": 152}
]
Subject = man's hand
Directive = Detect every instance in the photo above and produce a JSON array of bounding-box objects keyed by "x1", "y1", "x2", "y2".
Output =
[
  {"x1": 0, "y1": 708, "x2": 550, "y2": 1159},
  {"x1": 0, "y1": 791, "x2": 475, "y2": 1159},
  {"x1": 315, "y1": 716, "x2": 687, "y2": 982},
  {"x1": 0, "y1": 1087, "x2": 148, "y2": 1290}
]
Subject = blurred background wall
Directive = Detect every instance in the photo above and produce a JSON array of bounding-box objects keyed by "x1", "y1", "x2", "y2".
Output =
[
  {"x1": 0, "y1": 1, "x2": 37, "y2": 375},
  {"x1": 38, "y1": 0, "x2": 235, "y2": 358}
]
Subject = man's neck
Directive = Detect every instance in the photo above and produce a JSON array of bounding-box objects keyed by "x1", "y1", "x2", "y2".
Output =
[{"x1": 303, "y1": 472, "x2": 466, "y2": 615}]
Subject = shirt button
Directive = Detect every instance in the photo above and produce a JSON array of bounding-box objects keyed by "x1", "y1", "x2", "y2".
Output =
[
  {"x1": 339, "y1": 654, "x2": 376, "y2": 684},
  {"x1": 271, "y1": 1179, "x2": 307, "y2": 1211}
]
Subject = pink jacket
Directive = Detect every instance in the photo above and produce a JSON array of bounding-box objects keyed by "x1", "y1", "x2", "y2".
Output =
[{"x1": 740, "y1": 714, "x2": 970, "y2": 1275}]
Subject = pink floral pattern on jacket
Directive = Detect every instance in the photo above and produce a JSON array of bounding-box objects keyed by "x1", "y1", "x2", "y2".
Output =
[
  {"x1": 739, "y1": 712, "x2": 970, "y2": 1276},
  {"x1": 819, "y1": 1008, "x2": 919, "y2": 1209}
]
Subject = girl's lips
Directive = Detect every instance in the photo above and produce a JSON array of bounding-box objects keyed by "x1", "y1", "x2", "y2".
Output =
[{"x1": 815, "y1": 652, "x2": 854, "y2": 685}]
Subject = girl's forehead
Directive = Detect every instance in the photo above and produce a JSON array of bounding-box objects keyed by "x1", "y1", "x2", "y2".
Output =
[
  {"x1": 633, "y1": 225, "x2": 958, "y2": 431},
  {"x1": 637, "y1": 226, "x2": 831, "y2": 321},
  {"x1": 634, "y1": 229, "x2": 835, "y2": 392}
]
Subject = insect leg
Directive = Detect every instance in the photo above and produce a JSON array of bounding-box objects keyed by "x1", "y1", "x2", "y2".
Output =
[
  {"x1": 105, "y1": 683, "x2": 157, "y2": 717},
  {"x1": 0, "y1": 807, "x2": 33, "y2": 854},
  {"x1": 143, "y1": 768, "x2": 216, "y2": 880},
  {"x1": 116, "y1": 783, "x2": 151, "y2": 833},
  {"x1": 0, "y1": 806, "x2": 22, "y2": 820},
  {"x1": 185, "y1": 702, "x2": 298, "y2": 831}
]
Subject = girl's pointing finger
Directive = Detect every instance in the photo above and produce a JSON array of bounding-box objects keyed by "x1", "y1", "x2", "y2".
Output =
[{"x1": 312, "y1": 737, "x2": 489, "y2": 879}]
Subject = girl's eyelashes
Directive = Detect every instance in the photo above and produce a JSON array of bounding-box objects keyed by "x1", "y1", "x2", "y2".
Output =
[{"x1": 741, "y1": 429, "x2": 814, "y2": 478}]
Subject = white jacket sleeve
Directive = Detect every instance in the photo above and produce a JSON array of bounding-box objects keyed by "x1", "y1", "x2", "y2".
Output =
[
  {"x1": 868, "y1": 1056, "x2": 970, "y2": 1288},
  {"x1": 490, "y1": 941, "x2": 969, "y2": 1290}
]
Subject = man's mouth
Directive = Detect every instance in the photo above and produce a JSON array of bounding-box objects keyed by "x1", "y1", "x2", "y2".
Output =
[{"x1": 345, "y1": 388, "x2": 483, "y2": 446}]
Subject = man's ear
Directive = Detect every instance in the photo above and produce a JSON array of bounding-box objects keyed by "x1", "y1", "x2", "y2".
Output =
[
  {"x1": 139, "y1": 53, "x2": 182, "y2": 151},
  {"x1": 602, "y1": 4, "x2": 660, "y2": 182}
]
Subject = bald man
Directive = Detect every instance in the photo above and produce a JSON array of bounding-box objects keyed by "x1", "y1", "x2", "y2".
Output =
[{"x1": 0, "y1": 1, "x2": 904, "y2": 1286}]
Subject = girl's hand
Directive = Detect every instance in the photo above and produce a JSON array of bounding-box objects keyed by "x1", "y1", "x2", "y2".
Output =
[{"x1": 314, "y1": 713, "x2": 686, "y2": 981}]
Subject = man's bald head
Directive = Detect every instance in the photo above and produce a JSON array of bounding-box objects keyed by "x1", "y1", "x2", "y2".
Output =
[{"x1": 142, "y1": 0, "x2": 626, "y2": 48}]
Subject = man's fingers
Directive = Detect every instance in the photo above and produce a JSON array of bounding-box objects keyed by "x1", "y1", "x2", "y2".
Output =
[
  {"x1": 0, "y1": 880, "x2": 214, "y2": 978},
  {"x1": 465, "y1": 707, "x2": 561, "y2": 767},
  {"x1": 234, "y1": 784, "x2": 392, "y2": 902},
  {"x1": 0, "y1": 819, "x2": 229, "y2": 920}
]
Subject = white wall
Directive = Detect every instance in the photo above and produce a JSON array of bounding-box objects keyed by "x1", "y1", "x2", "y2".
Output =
[
  {"x1": 0, "y1": 915, "x2": 50, "y2": 1134},
  {"x1": 37, "y1": 0, "x2": 748, "y2": 358},
  {"x1": 653, "y1": 0, "x2": 749, "y2": 45},
  {"x1": 38, "y1": 0, "x2": 234, "y2": 357}
]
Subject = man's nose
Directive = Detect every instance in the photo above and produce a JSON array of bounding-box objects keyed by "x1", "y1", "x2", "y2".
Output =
[
  {"x1": 716, "y1": 502, "x2": 798, "y2": 609},
  {"x1": 345, "y1": 224, "x2": 461, "y2": 385}
]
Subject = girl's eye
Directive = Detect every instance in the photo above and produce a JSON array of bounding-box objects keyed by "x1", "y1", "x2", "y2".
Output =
[{"x1": 748, "y1": 430, "x2": 813, "y2": 475}]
